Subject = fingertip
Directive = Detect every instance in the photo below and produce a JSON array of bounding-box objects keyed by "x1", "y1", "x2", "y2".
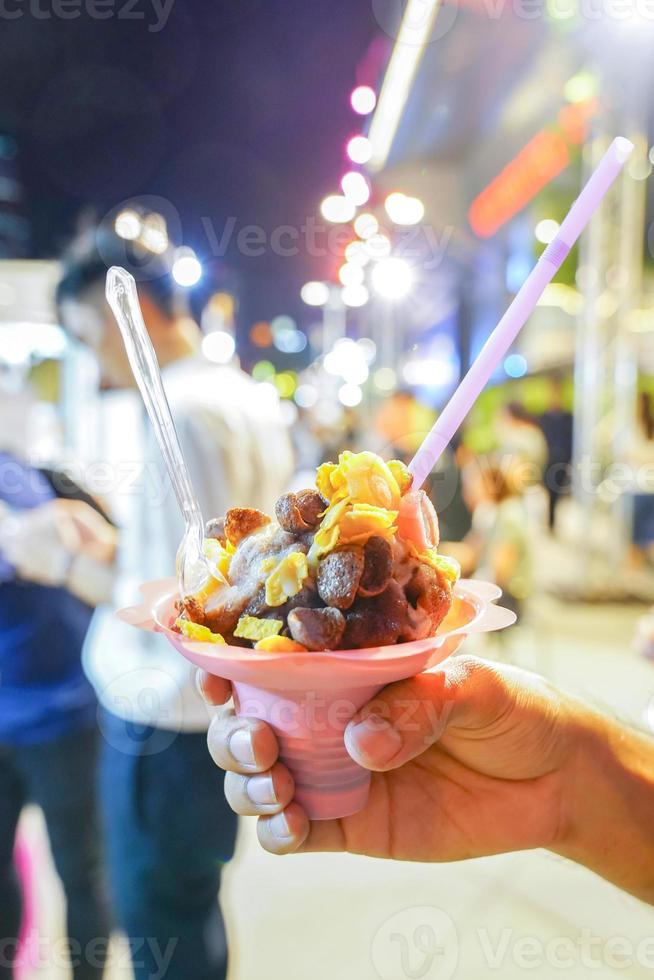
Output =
[
  {"x1": 196, "y1": 670, "x2": 231, "y2": 706},
  {"x1": 257, "y1": 802, "x2": 310, "y2": 855},
  {"x1": 344, "y1": 715, "x2": 404, "y2": 771},
  {"x1": 224, "y1": 762, "x2": 295, "y2": 817},
  {"x1": 207, "y1": 712, "x2": 280, "y2": 775}
]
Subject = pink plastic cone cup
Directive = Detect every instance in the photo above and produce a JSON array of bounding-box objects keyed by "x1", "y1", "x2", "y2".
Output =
[{"x1": 118, "y1": 579, "x2": 515, "y2": 820}]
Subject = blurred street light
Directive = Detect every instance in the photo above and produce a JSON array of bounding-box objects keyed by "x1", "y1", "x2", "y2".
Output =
[
  {"x1": 345, "y1": 240, "x2": 371, "y2": 266},
  {"x1": 364, "y1": 233, "x2": 392, "y2": 260},
  {"x1": 140, "y1": 212, "x2": 168, "y2": 254},
  {"x1": 373, "y1": 366, "x2": 397, "y2": 391},
  {"x1": 172, "y1": 247, "x2": 202, "y2": 286},
  {"x1": 202, "y1": 330, "x2": 235, "y2": 364},
  {"x1": 114, "y1": 209, "x2": 141, "y2": 241},
  {"x1": 564, "y1": 71, "x2": 597, "y2": 104},
  {"x1": 384, "y1": 192, "x2": 425, "y2": 226},
  {"x1": 351, "y1": 86, "x2": 377, "y2": 115},
  {"x1": 320, "y1": 194, "x2": 356, "y2": 223},
  {"x1": 338, "y1": 383, "x2": 363, "y2": 407},
  {"x1": 371, "y1": 257, "x2": 413, "y2": 299},
  {"x1": 535, "y1": 218, "x2": 560, "y2": 244},
  {"x1": 301, "y1": 281, "x2": 330, "y2": 306},
  {"x1": 341, "y1": 171, "x2": 370, "y2": 206},
  {"x1": 357, "y1": 337, "x2": 377, "y2": 362},
  {"x1": 346, "y1": 136, "x2": 373, "y2": 165},
  {"x1": 294, "y1": 383, "x2": 318, "y2": 408},
  {"x1": 504, "y1": 354, "x2": 528, "y2": 378},
  {"x1": 341, "y1": 284, "x2": 369, "y2": 307},
  {"x1": 338, "y1": 263, "x2": 365, "y2": 286},
  {"x1": 354, "y1": 213, "x2": 379, "y2": 239}
]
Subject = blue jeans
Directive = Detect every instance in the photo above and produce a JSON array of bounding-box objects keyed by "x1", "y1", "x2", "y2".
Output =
[
  {"x1": 99, "y1": 711, "x2": 238, "y2": 980},
  {"x1": 0, "y1": 726, "x2": 110, "y2": 980}
]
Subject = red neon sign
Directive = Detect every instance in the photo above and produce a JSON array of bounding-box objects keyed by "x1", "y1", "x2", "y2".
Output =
[{"x1": 468, "y1": 101, "x2": 595, "y2": 238}]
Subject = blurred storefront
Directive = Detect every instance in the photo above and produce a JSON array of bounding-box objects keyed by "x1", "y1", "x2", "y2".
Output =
[{"x1": 352, "y1": 0, "x2": 654, "y2": 592}]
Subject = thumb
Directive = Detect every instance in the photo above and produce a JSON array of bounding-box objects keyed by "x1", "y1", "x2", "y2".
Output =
[{"x1": 343, "y1": 656, "x2": 510, "y2": 772}]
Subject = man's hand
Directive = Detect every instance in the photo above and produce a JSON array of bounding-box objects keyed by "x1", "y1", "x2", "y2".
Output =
[
  {"x1": 200, "y1": 657, "x2": 574, "y2": 859},
  {"x1": 200, "y1": 656, "x2": 654, "y2": 904}
]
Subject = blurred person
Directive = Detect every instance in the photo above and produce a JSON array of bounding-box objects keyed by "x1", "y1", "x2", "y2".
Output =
[
  {"x1": 426, "y1": 436, "x2": 472, "y2": 547},
  {"x1": 0, "y1": 451, "x2": 116, "y2": 980},
  {"x1": 624, "y1": 391, "x2": 654, "y2": 571},
  {"x1": 373, "y1": 389, "x2": 435, "y2": 458},
  {"x1": 56, "y1": 229, "x2": 294, "y2": 980},
  {"x1": 538, "y1": 378, "x2": 573, "y2": 533},
  {"x1": 462, "y1": 456, "x2": 532, "y2": 620},
  {"x1": 199, "y1": 656, "x2": 654, "y2": 907},
  {"x1": 495, "y1": 401, "x2": 547, "y2": 483}
]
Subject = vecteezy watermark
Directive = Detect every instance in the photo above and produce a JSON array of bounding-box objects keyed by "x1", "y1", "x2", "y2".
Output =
[
  {"x1": 97, "y1": 667, "x2": 185, "y2": 755},
  {"x1": 0, "y1": 456, "x2": 173, "y2": 508},
  {"x1": 201, "y1": 215, "x2": 454, "y2": 270},
  {"x1": 372, "y1": 0, "x2": 654, "y2": 44},
  {"x1": 370, "y1": 910, "x2": 654, "y2": 977},
  {"x1": 477, "y1": 927, "x2": 654, "y2": 970},
  {"x1": 235, "y1": 691, "x2": 456, "y2": 742},
  {"x1": 96, "y1": 198, "x2": 454, "y2": 280},
  {"x1": 0, "y1": 0, "x2": 175, "y2": 31},
  {"x1": 370, "y1": 906, "x2": 459, "y2": 980},
  {"x1": 0, "y1": 932, "x2": 177, "y2": 979},
  {"x1": 373, "y1": 0, "x2": 459, "y2": 43}
]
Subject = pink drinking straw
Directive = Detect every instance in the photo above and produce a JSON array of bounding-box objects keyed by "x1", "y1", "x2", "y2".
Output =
[{"x1": 409, "y1": 136, "x2": 634, "y2": 490}]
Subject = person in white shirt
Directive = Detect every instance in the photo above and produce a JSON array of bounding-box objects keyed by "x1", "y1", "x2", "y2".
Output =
[{"x1": 57, "y1": 229, "x2": 294, "y2": 980}]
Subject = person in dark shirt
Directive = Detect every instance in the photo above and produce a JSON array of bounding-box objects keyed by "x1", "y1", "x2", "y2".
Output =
[
  {"x1": 538, "y1": 379, "x2": 574, "y2": 532},
  {"x1": 0, "y1": 452, "x2": 116, "y2": 980}
]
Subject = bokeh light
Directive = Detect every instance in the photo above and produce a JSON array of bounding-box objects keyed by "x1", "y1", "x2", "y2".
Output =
[
  {"x1": 172, "y1": 247, "x2": 202, "y2": 286},
  {"x1": 274, "y1": 371, "x2": 297, "y2": 399},
  {"x1": 371, "y1": 257, "x2": 413, "y2": 299},
  {"x1": 384, "y1": 192, "x2": 425, "y2": 226},
  {"x1": 201, "y1": 330, "x2": 235, "y2": 364},
  {"x1": 251, "y1": 359, "x2": 275, "y2": 381},
  {"x1": 344, "y1": 240, "x2": 371, "y2": 266},
  {"x1": 341, "y1": 284, "x2": 370, "y2": 307},
  {"x1": 140, "y1": 212, "x2": 169, "y2": 254},
  {"x1": 301, "y1": 281, "x2": 330, "y2": 306},
  {"x1": 373, "y1": 366, "x2": 397, "y2": 391},
  {"x1": 114, "y1": 209, "x2": 141, "y2": 240},
  {"x1": 321, "y1": 195, "x2": 356, "y2": 223},
  {"x1": 250, "y1": 322, "x2": 273, "y2": 347},
  {"x1": 338, "y1": 383, "x2": 363, "y2": 407},
  {"x1": 351, "y1": 86, "x2": 377, "y2": 115},
  {"x1": 535, "y1": 219, "x2": 560, "y2": 244},
  {"x1": 354, "y1": 213, "x2": 379, "y2": 239},
  {"x1": 341, "y1": 171, "x2": 370, "y2": 206},
  {"x1": 294, "y1": 383, "x2": 318, "y2": 408},
  {"x1": 338, "y1": 263, "x2": 365, "y2": 287},
  {"x1": 364, "y1": 233, "x2": 392, "y2": 260},
  {"x1": 504, "y1": 353, "x2": 528, "y2": 378},
  {"x1": 346, "y1": 136, "x2": 373, "y2": 165}
]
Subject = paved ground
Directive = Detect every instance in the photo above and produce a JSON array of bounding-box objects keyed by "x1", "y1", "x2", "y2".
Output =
[{"x1": 20, "y1": 544, "x2": 654, "y2": 979}]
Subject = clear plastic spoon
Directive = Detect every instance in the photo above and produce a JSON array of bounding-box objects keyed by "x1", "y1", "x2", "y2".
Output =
[{"x1": 105, "y1": 266, "x2": 209, "y2": 598}]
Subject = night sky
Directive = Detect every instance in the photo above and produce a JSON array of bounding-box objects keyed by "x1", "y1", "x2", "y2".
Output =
[{"x1": 0, "y1": 0, "x2": 384, "y2": 334}]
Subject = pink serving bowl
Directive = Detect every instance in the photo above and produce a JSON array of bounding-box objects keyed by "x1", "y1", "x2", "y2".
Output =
[{"x1": 118, "y1": 579, "x2": 515, "y2": 820}]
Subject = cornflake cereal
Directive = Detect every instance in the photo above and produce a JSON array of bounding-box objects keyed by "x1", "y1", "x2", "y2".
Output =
[{"x1": 174, "y1": 451, "x2": 459, "y2": 651}]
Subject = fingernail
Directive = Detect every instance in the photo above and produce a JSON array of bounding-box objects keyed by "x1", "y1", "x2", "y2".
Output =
[
  {"x1": 345, "y1": 715, "x2": 403, "y2": 765},
  {"x1": 195, "y1": 671, "x2": 207, "y2": 702},
  {"x1": 229, "y1": 728, "x2": 256, "y2": 767},
  {"x1": 246, "y1": 775, "x2": 277, "y2": 806},
  {"x1": 268, "y1": 811, "x2": 292, "y2": 840}
]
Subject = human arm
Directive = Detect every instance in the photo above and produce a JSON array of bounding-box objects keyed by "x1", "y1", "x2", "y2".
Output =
[
  {"x1": 0, "y1": 497, "x2": 117, "y2": 605},
  {"x1": 199, "y1": 657, "x2": 654, "y2": 904}
]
